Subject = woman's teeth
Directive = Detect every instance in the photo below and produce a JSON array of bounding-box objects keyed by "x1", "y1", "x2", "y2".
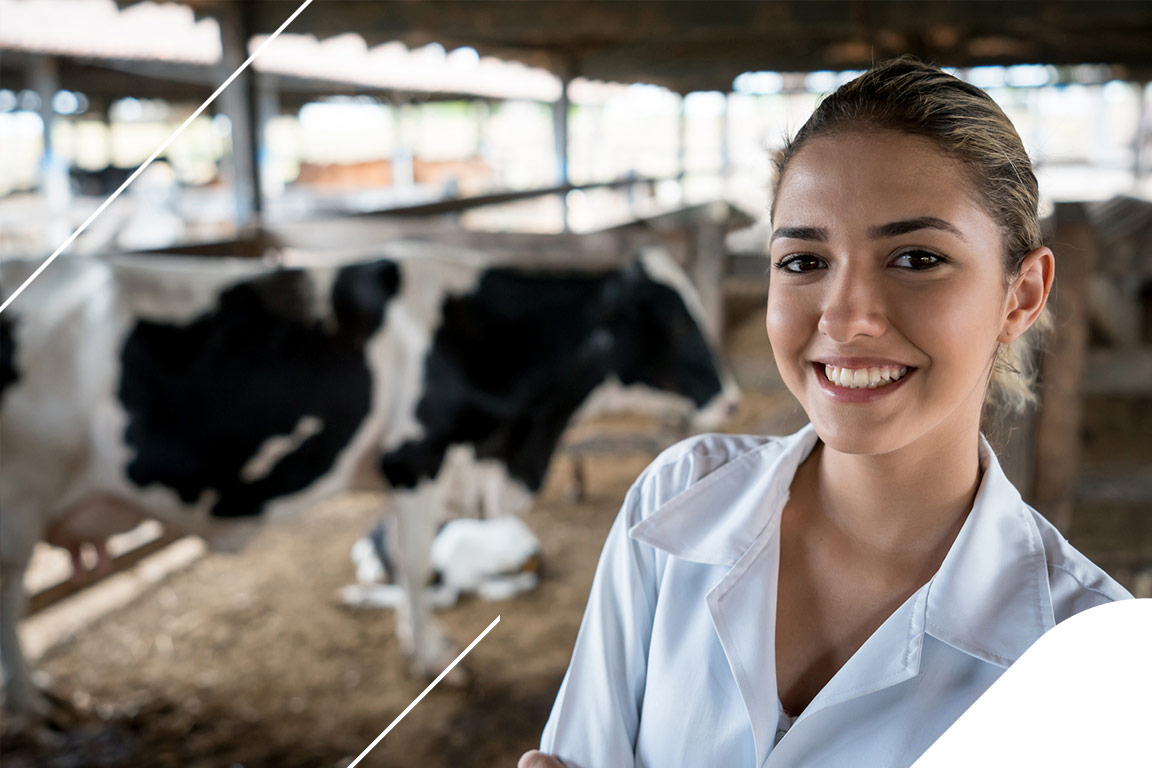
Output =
[{"x1": 824, "y1": 364, "x2": 909, "y2": 389}]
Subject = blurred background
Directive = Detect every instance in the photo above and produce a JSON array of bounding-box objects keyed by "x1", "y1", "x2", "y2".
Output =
[{"x1": 2, "y1": 1, "x2": 1150, "y2": 766}]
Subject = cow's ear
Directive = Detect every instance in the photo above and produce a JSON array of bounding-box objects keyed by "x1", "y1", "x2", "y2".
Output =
[{"x1": 332, "y1": 260, "x2": 401, "y2": 338}]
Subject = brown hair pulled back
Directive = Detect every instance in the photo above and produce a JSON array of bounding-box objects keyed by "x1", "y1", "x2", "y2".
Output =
[{"x1": 771, "y1": 56, "x2": 1051, "y2": 416}]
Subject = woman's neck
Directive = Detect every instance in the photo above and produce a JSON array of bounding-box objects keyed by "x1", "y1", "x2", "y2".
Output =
[{"x1": 799, "y1": 426, "x2": 983, "y2": 579}]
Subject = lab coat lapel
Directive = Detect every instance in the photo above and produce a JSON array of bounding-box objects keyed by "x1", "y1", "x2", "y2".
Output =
[
  {"x1": 761, "y1": 585, "x2": 929, "y2": 768},
  {"x1": 707, "y1": 519, "x2": 786, "y2": 768},
  {"x1": 631, "y1": 425, "x2": 819, "y2": 767},
  {"x1": 792, "y1": 583, "x2": 928, "y2": 721}
]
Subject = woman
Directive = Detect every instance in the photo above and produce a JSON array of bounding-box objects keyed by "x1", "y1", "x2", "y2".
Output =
[{"x1": 520, "y1": 58, "x2": 1132, "y2": 768}]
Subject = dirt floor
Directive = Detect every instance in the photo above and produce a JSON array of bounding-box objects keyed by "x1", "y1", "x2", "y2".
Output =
[
  {"x1": 3, "y1": 305, "x2": 1147, "y2": 767},
  {"x1": 3, "y1": 481, "x2": 629, "y2": 768}
]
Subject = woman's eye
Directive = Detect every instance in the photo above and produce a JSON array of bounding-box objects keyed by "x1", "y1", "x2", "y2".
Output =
[
  {"x1": 892, "y1": 250, "x2": 946, "y2": 270},
  {"x1": 774, "y1": 255, "x2": 826, "y2": 273}
]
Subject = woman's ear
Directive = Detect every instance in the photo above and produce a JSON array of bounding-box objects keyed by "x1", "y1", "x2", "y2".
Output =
[{"x1": 999, "y1": 246, "x2": 1055, "y2": 343}]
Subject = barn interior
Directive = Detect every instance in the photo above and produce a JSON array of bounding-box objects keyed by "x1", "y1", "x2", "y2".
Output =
[{"x1": 2, "y1": 1, "x2": 1151, "y2": 766}]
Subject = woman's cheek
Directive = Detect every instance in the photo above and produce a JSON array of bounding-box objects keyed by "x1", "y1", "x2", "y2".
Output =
[
  {"x1": 919, "y1": 283, "x2": 994, "y2": 341},
  {"x1": 766, "y1": 292, "x2": 812, "y2": 386},
  {"x1": 766, "y1": 283, "x2": 810, "y2": 336},
  {"x1": 765, "y1": 296, "x2": 794, "y2": 356}
]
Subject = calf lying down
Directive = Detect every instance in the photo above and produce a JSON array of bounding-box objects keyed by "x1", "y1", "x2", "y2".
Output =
[{"x1": 341, "y1": 515, "x2": 543, "y2": 609}]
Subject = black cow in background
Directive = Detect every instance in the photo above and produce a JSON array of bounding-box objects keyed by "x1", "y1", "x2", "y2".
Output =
[{"x1": 0, "y1": 243, "x2": 738, "y2": 721}]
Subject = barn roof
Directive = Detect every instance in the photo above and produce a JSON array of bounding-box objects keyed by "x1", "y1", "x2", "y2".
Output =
[
  {"x1": 0, "y1": 0, "x2": 659, "y2": 109},
  {"x1": 113, "y1": 0, "x2": 1152, "y2": 93}
]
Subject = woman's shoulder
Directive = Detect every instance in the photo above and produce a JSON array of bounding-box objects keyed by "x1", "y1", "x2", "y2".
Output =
[{"x1": 1023, "y1": 505, "x2": 1135, "y2": 619}]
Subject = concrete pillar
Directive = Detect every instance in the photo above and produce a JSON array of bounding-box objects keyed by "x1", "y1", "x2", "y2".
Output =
[
  {"x1": 552, "y1": 54, "x2": 577, "y2": 232},
  {"x1": 255, "y1": 75, "x2": 282, "y2": 199},
  {"x1": 553, "y1": 73, "x2": 571, "y2": 232},
  {"x1": 553, "y1": 77, "x2": 570, "y2": 188},
  {"x1": 1133, "y1": 81, "x2": 1149, "y2": 181},
  {"x1": 392, "y1": 101, "x2": 415, "y2": 188},
  {"x1": 474, "y1": 98, "x2": 490, "y2": 158},
  {"x1": 720, "y1": 93, "x2": 731, "y2": 179},
  {"x1": 678, "y1": 94, "x2": 687, "y2": 184},
  {"x1": 691, "y1": 201, "x2": 728, "y2": 346},
  {"x1": 216, "y1": 2, "x2": 262, "y2": 227},
  {"x1": 29, "y1": 54, "x2": 72, "y2": 245}
]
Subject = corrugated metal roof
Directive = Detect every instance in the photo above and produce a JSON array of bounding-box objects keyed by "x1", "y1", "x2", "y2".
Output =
[{"x1": 0, "y1": 0, "x2": 649, "y2": 102}]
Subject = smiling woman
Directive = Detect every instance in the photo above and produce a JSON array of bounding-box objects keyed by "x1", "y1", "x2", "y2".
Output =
[{"x1": 523, "y1": 58, "x2": 1132, "y2": 768}]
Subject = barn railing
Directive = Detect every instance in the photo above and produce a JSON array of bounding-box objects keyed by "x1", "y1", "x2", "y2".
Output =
[{"x1": 24, "y1": 524, "x2": 190, "y2": 618}]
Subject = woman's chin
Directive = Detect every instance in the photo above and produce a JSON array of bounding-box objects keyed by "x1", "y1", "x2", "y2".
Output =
[{"x1": 807, "y1": 413, "x2": 907, "y2": 456}]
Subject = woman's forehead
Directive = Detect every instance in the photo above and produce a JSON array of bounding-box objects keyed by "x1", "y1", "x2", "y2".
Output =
[{"x1": 773, "y1": 131, "x2": 994, "y2": 237}]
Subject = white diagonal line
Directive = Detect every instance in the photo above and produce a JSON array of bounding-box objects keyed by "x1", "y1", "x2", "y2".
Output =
[
  {"x1": 0, "y1": 0, "x2": 315, "y2": 316},
  {"x1": 346, "y1": 615, "x2": 502, "y2": 768}
]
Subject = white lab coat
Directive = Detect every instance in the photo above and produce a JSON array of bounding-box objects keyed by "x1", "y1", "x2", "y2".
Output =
[{"x1": 540, "y1": 423, "x2": 1132, "y2": 767}]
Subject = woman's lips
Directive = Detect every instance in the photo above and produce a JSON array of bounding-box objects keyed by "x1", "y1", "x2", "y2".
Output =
[{"x1": 812, "y1": 361, "x2": 917, "y2": 403}]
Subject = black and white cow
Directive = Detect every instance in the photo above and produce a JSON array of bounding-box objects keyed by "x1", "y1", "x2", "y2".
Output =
[{"x1": 0, "y1": 243, "x2": 737, "y2": 717}]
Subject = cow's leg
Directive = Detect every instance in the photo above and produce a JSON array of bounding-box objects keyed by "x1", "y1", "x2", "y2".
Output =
[
  {"x1": 1, "y1": 539, "x2": 39, "y2": 718},
  {"x1": 572, "y1": 453, "x2": 588, "y2": 502},
  {"x1": 66, "y1": 544, "x2": 86, "y2": 584},
  {"x1": 388, "y1": 483, "x2": 462, "y2": 681}
]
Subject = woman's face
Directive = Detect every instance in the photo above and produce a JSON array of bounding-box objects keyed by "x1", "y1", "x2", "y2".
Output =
[{"x1": 766, "y1": 129, "x2": 1012, "y2": 456}]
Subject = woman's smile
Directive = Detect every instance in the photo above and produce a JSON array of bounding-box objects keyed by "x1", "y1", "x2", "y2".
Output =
[{"x1": 813, "y1": 361, "x2": 918, "y2": 402}]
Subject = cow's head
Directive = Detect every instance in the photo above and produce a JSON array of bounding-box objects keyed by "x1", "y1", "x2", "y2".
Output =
[{"x1": 582, "y1": 249, "x2": 739, "y2": 430}]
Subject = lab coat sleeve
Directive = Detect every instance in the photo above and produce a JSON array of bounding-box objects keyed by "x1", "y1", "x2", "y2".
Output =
[{"x1": 539, "y1": 473, "x2": 661, "y2": 768}]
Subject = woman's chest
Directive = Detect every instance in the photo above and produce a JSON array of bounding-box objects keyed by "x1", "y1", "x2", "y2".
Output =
[
  {"x1": 773, "y1": 552, "x2": 926, "y2": 716},
  {"x1": 633, "y1": 555, "x2": 998, "y2": 767},
  {"x1": 773, "y1": 493, "x2": 946, "y2": 717}
]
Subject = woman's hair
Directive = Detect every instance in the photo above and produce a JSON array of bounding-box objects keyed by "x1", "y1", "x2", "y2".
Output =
[{"x1": 771, "y1": 56, "x2": 1052, "y2": 419}]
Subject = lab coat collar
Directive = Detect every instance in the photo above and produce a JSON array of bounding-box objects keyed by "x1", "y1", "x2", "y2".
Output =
[
  {"x1": 628, "y1": 423, "x2": 1057, "y2": 765},
  {"x1": 630, "y1": 423, "x2": 1056, "y2": 664},
  {"x1": 628, "y1": 424, "x2": 819, "y2": 567},
  {"x1": 923, "y1": 432, "x2": 1057, "y2": 667}
]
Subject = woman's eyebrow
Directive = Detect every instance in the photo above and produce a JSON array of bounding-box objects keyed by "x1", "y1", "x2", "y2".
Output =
[
  {"x1": 770, "y1": 217, "x2": 967, "y2": 244},
  {"x1": 867, "y1": 217, "x2": 968, "y2": 242},
  {"x1": 769, "y1": 226, "x2": 827, "y2": 244}
]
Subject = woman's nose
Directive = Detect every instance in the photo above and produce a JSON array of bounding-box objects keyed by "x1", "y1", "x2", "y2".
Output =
[{"x1": 817, "y1": 272, "x2": 888, "y2": 342}]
